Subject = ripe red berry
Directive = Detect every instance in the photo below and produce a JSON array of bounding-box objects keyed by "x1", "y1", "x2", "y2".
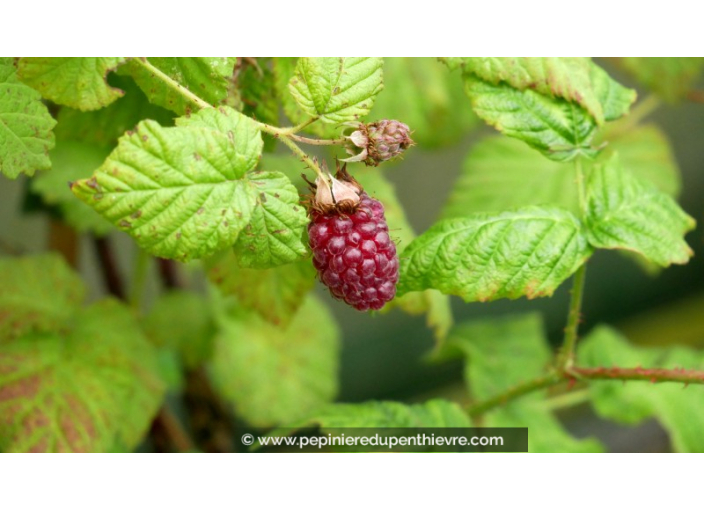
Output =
[{"x1": 305, "y1": 163, "x2": 398, "y2": 311}]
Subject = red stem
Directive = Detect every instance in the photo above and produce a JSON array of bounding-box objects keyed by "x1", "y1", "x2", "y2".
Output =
[{"x1": 572, "y1": 366, "x2": 704, "y2": 385}]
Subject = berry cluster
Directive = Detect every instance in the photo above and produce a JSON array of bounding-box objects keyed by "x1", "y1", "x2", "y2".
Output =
[{"x1": 307, "y1": 170, "x2": 399, "y2": 311}]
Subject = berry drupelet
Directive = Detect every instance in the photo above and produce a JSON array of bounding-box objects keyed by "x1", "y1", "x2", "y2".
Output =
[{"x1": 306, "y1": 164, "x2": 399, "y2": 311}]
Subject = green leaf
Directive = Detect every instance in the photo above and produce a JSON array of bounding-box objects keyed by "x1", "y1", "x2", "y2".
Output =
[
  {"x1": 288, "y1": 57, "x2": 383, "y2": 124},
  {"x1": 237, "y1": 59, "x2": 279, "y2": 133},
  {"x1": 399, "y1": 207, "x2": 592, "y2": 302},
  {"x1": 295, "y1": 399, "x2": 471, "y2": 428},
  {"x1": 442, "y1": 124, "x2": 682, "y2": 219},
  {"x1": 31, "y1": 140, "x2": 113, "y2": 235},
  {"x1": 354, "y1": 169, "x2": 453, "y2": 341},
  {"x1": 17, "y1": 57, "x2": 127, "y2": 111},
  {"x1": 444, "y1": 313, "x2": 602, "y2": 452},
  {"x1": 0, "y1": 254, "x2": 85, "y2": 342},
  {"x1": 0, "y1": 58, "x2": 56, "y2": 179},
  {"x1": 175, "y1": 105, "x2": 263, "y2": 171},
  {"x1": 586, "y1": 154, "x2": 695, "y2": 266},
  {"x1": 449, "y1": 58, "x2": 604, "y2": 121},
  {"x1": 232, "y1": 171, "x2": 309, "y2": 269},
  {"x1": 0, "y1": 300, "x2": 165, "y2": 452},
  {"x1": 463, "y1": 76, "x2": 600, "y2": 162},
  {"x1": 454, "y1": 59, "x2": 635, "y2": 161},
  {"x1": 579, "y1": 326, "x2": 704, "y2": 452},
  {"x1": 599, "y1": 124, "x2": 681, "y2": 198},
  {"x1": 272, "y1": 58, "x2": 338, "y2": 138},
  {"x1": 486, "y1": 403, "x2": 604, "y2": 453},
  {"x1": 589, "y1": 64, "x2": 638, "y2": 122},
  {"x1": 370, "y1": 58, "x2": 478, "y2": 147},
  {"x1": 206, "y1": 250, "x2": 315, "y2": 328},
  {"x1": 441, "y1": 136, "x2": 577, "y2": 218},
  {"x1": 123, "y1": 57, "x2": 235, "y2": 115},
  {"x1": 446, "y1": 58, "x2": 635, "y2": 125},
  {"x1": 211, "y1": 294, "x2": 339, "y2": 427},
  {"x1": 621, "y1": 57, "x2": 704, "y2": 102},
  {"x1": 143, "y1": 290, "x2": 215, "y2": 369},
  {"x1": 273, "y1": 58, "x2": 307, "y2": 126},
  {"x1": 444, "y1": 313, "x2": 550, "y2": 399},
  {"x1": 55, "y1": 74, "x2": 174, "y2": 148},
  {"x1": 258, "y1": 152, "x2": 307, "y2": 193},
  {"x1": 71, "y1": 107, "x2": 263, "y2": 261}
]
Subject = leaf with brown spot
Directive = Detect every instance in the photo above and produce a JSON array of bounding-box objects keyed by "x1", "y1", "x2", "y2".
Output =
[
  {"x1": 0, "y1": 58, "x2": 56, "y2": 179},
  {"x1": 18, "y1": 57, "x2": 128, "y2": 111},
  {"x1": 0, "y1": 254, "x2": 85, "y2": 343},
  {"x1": 0, "y1": 300, "x2": 165, "y2": 452},
  {"x1": 232, "y1": 170, "x2": 309, "y2": 269},
  {"x1": 122, "y1": 57, "x2": 235, "y2": 116}
]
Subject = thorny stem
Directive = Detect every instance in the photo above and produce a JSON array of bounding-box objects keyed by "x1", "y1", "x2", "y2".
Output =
[
  {"x1": 132, "y1": 57, "x2": 211, "y2": 111},
  {"x1": 467, "y1": 365, "x2": 704, "y2": 418},
  {"x1": 571, "y1": 366, "x2": 704, "y2": 385}
]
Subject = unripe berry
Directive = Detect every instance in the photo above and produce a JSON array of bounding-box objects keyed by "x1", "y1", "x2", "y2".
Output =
[{"x1": 344, "y1": 120, "x2": 414, "y2": 167}]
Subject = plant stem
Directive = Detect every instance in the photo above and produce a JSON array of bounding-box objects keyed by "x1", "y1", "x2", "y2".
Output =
[
  {"x1": 151, "y1": 406, "x2": 196, "y2": 453},
  {"x1": 558, "y1": 264, "x2": 588, "y2": 370},
  {"x1": 132, "y1": 57, "x2": 333, "y2": 182},
  {"x1": 132, "y1": 57, "x2": 211, "y2": 111},
  {"x1": 278, "y1": 117, "x2": 319, "y2": 135},
  {"x1": 93, "y1": 236, "x2": 125, "y2": 299},
  {"x1": 575, "y1": 157, "x2": 586, "y2": 215},
  {"x1": 128, "y1": 248, "x2": 150, "y2": 310},
  {"x1": 467, "y1": 372, "x2": 563, "y2": 418},
  {"x1": 288, "y1": 133, "x2": 347, "y2": 146},
  {"x1": 48, "y1": 219, "x2": 79, "y2": 268},
  {"x1": 467, "y1": 364, "x2": 704, "y2": 418},
  {"x1": 571, "y1": 366, "x2": 704, "y2": 385},
  {"x1": 158, "y1": 258, "x2": 181, "y2": 289},
  {"x1": 540, "y1": 388, "x2": 591, "y2": 411},
  {"x1": 260, "y1": 125, "x2": 327, "y2": 180}
]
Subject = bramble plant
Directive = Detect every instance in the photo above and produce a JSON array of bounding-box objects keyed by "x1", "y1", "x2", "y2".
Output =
[{"x1": 1, "y1": 57, "x2": 703, "y2": 452}]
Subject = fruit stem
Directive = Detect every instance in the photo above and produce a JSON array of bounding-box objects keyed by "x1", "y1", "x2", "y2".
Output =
[
  {"x1": 277, "y1": 117, "x2": 319, "y2": 135},
  {"x1": 288, "y1": 134, "x2": 347, "y2": 146},
  {"x1": 257, "y1": 122, "x2": 328, "y2": 181}
]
